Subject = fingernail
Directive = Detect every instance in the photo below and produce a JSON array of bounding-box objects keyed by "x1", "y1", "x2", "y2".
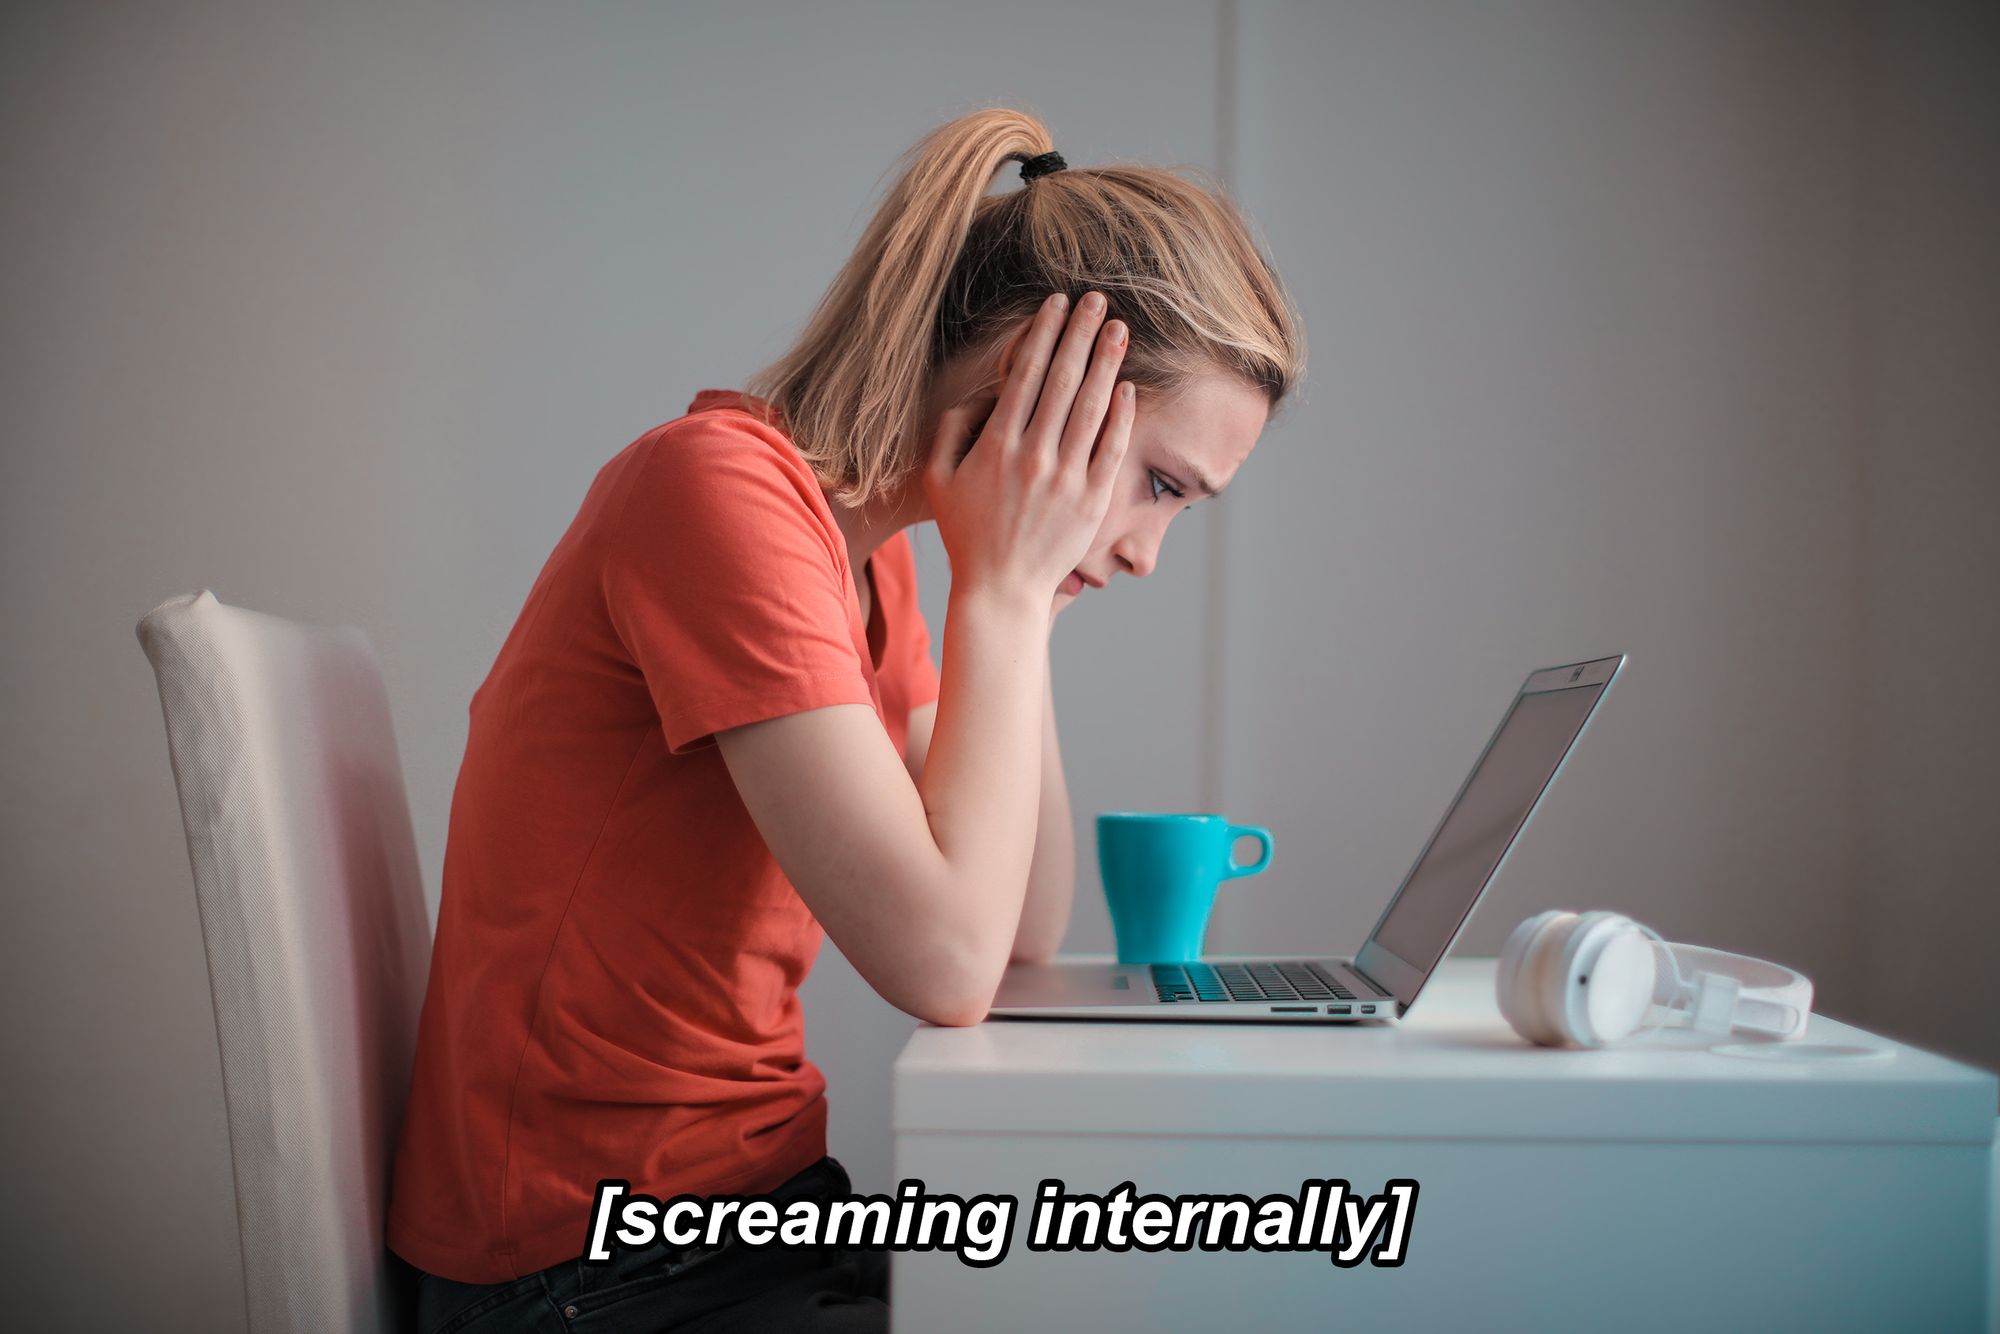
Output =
[
  {"x1": 1050, "y1": 292, "x2": 1068, "y2": 311},
  {"x1": 1084, "y1": 291, "x2": 1106, "y2": 314},
  {"x1": 1108, "y1": 321, "x2": 1127, "y2": 346}
]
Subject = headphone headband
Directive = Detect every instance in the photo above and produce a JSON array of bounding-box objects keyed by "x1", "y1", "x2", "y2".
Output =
[{"x1": 1650, "y1": 940, "x2": 1814, "y2": 1040}]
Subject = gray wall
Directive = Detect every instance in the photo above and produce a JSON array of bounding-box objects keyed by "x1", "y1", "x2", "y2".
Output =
[
  {"x1": 1851, "y1": 0, "x2": 2000, "y2": 1067},
  {"x1": 2, "y1": 2, "x2": 1992, "y2": 1329}
]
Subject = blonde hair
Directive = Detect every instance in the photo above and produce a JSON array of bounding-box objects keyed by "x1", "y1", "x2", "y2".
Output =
[{"x1": 745, "y1": 106, "x2": 1306, "y2": 508}]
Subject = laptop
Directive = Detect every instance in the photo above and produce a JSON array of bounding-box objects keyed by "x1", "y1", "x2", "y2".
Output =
[{"x1": 990, "y1": 654, "x2": 1625, "y2": 1024}]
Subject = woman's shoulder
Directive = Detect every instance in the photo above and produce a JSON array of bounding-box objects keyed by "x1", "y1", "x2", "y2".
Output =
[
  {"x1": 608, "y1": 389, "x2": 828, "y2": 511},
  {"x1": 679, "y1": 388, "x2": 789, "y2": 436},
  {"x1": 639, "y1": 389, "x2": 798, "y2": 468},
  {"x1": 565, "y1": 391, "x2": 853, "y2": 587}
]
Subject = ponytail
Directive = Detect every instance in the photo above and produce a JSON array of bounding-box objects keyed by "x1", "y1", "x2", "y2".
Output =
[
  {"x1": 746, "y1": 109, "x2": 1053, "y2": 508},
  {"x1": 746, "y1": 107, "x2": 1305, "y2": 510}
]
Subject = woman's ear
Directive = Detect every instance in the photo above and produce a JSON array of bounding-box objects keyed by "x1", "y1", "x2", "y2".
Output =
[
  {"x1": 988, "y1": 318, "x2": 1035, "y2": 392},
  {"x1": 953, "y1": 316, "x2": 1036, "y2": 406},
  {"x1": 931, "y1": 316, "x2": 1036, "y2": 466}
]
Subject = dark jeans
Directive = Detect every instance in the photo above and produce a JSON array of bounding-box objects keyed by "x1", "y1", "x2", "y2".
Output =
[{"x1": 414, "y1": 1156, "x2": 888, "y2": 1333}]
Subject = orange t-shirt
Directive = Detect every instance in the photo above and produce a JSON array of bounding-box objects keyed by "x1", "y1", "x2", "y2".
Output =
[{"x1": 386, "y1": 389, "x2": 942, "y2": 1282}]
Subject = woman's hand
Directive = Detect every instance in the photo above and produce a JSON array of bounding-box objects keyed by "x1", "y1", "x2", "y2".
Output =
[{"x1": 924, "y1": 290, "x2": 1135, "y2": 607}]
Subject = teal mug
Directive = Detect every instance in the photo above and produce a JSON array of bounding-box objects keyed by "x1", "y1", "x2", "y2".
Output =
[{"x1": 1096, "y1": 812, "x2": 1275, "y2": 964}]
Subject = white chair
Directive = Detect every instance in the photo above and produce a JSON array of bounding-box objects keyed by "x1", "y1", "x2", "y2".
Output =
[{"x1": 138, "y1": 590, "x2": 433, "y2": 1334}]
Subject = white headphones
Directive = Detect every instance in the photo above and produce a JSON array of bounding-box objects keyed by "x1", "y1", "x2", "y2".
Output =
[{"x1": 1495, "y1": 910, "x2": 1815, "y2": 1048}]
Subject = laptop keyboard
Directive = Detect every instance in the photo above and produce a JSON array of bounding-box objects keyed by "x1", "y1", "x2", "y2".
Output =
[{"x1": 1149, "y1": 961, "x2": 1358, "y2": 1004}]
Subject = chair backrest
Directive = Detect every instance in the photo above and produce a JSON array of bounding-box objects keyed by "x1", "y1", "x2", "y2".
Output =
[{"x1": 138, "y1": 590, "x2": 432, "y2": 1334}]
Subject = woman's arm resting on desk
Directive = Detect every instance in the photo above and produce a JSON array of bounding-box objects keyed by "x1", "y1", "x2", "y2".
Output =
[
  {"x1": 716, "y1": 586, "x2": 1048, "y2": 1029},
  {"x1": 902, "y1": 647, "x2": 1075, "y2": 967},
  {"x1": 1015, "y1": 649, "x2": 1075, "y2": 963}
]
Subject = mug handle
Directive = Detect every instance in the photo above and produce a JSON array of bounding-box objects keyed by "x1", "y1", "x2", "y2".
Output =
[{"x1": 1222, "y1": 825, "x2": 1273, "y2": 879}]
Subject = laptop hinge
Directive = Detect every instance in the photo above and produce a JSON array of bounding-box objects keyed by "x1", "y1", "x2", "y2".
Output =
[{"x1": 1351, "y1": 963, "x2": 1393, "y2": 1001}]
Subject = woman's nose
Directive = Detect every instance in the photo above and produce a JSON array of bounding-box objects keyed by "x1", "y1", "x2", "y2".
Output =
[{"x1": 1112, "y1": 528, "x2": 1161, "y2": 579}]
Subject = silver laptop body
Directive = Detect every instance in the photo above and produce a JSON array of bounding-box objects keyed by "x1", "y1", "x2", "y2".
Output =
[{"x1": 990, "y1": 654, "x2": 1625, "y2": 1024}]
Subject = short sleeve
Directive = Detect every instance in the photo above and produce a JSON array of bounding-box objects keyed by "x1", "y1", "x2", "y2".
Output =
[{"x1": 597, "y1": 416, "x2": 875, "y2": 754}]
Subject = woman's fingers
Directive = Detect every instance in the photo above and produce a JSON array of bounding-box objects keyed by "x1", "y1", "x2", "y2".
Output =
[
  {"x1": 1024, "y1": 292, "x2": 1109, "y2": 455},
  {"x1": 1057, "y1": 318, "x2": 1126, "y2": 472},
  {"x1": 985, "y1": 292, "x2": 1069, "y2": 447},
  {"x1": 1087, "y1": 381, "x2": 1138, "y2": 496}
]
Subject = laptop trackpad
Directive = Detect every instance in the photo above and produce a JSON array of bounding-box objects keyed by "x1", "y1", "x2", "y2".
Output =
[{"x1": 994, "y1": 961, "x2": 1156, "y2": 1007}]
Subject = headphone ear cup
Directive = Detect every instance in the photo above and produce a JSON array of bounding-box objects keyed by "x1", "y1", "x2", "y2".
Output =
[
  {"x1": 1555, "y1": 913, "x2": 1644, "y2": 1047},
  {"x1": 1496, "y1": 911, "x2": 1564, "y2": 1040},
  {"x1": 1508, "y1": 911, "x2": 1581, "y2": 1046},
  {"x1": 1575, "y1": 920, "x2": 1658, "y2": 1046},
  {"x1": 1529, "y1": 912, "x2": 1592, "y2": 1045}
]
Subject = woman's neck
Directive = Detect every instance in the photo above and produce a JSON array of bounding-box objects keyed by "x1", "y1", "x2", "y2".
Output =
[
  {"x1": 823, "y1": 351, "x2": 994, "y2": 576},
  {"x1": 824, "y1": 474, "x2": 931, "y2": 575}
]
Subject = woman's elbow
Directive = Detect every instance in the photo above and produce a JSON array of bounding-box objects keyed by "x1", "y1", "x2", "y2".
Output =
[
  {"x1": 896, "y1": 945, "x2": 1002, "y2": 1028},
  {"x1": 916, "y1": 995, "x2": 992, "y2": 1028},
  {"x1": 900, "y1": 976, "x2": 993, "y2": 1027}
]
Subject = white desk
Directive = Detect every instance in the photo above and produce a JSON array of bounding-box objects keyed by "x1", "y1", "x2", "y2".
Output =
[{"x1": 891, "y1": 957, "x2": 1998, "y2": 1332}]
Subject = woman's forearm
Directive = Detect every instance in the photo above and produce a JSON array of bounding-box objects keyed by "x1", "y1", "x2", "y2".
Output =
[
  {"x1": 915, "y1": 583, "x2": 1051, "y2": 1014},
  {"x1": 1013, "y1": 647, "x2": 1075, "y2": 963}
]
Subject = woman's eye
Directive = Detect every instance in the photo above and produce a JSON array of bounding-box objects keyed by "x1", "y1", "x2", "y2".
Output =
[{"x1": 1148, "y1": 471, "x2": 1185, "y2": 504}]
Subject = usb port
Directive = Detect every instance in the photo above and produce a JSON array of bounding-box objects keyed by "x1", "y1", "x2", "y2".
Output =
[{"x1": 1330, "y1": 1004, "x2": 1352, "y2": 1015}]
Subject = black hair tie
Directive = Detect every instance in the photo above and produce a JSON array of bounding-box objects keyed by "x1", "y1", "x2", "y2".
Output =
[{"x1": 1020, "y1": 150, "x2": 1067, "y2": 183}]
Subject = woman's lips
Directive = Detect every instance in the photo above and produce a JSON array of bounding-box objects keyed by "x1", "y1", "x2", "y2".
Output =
[{"x1": 1061, "y1": 571, "x2": 1085, "y2": 596}]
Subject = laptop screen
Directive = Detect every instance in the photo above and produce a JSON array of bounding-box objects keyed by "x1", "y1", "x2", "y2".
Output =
[{"x1": 1363, "y1": 669, "x2": 1614, "y2": 985}]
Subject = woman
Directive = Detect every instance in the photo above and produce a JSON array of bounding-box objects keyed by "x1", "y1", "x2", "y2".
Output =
[{"x1": 388, "y1": 106, "x2": 1304, "y2": 1332}]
